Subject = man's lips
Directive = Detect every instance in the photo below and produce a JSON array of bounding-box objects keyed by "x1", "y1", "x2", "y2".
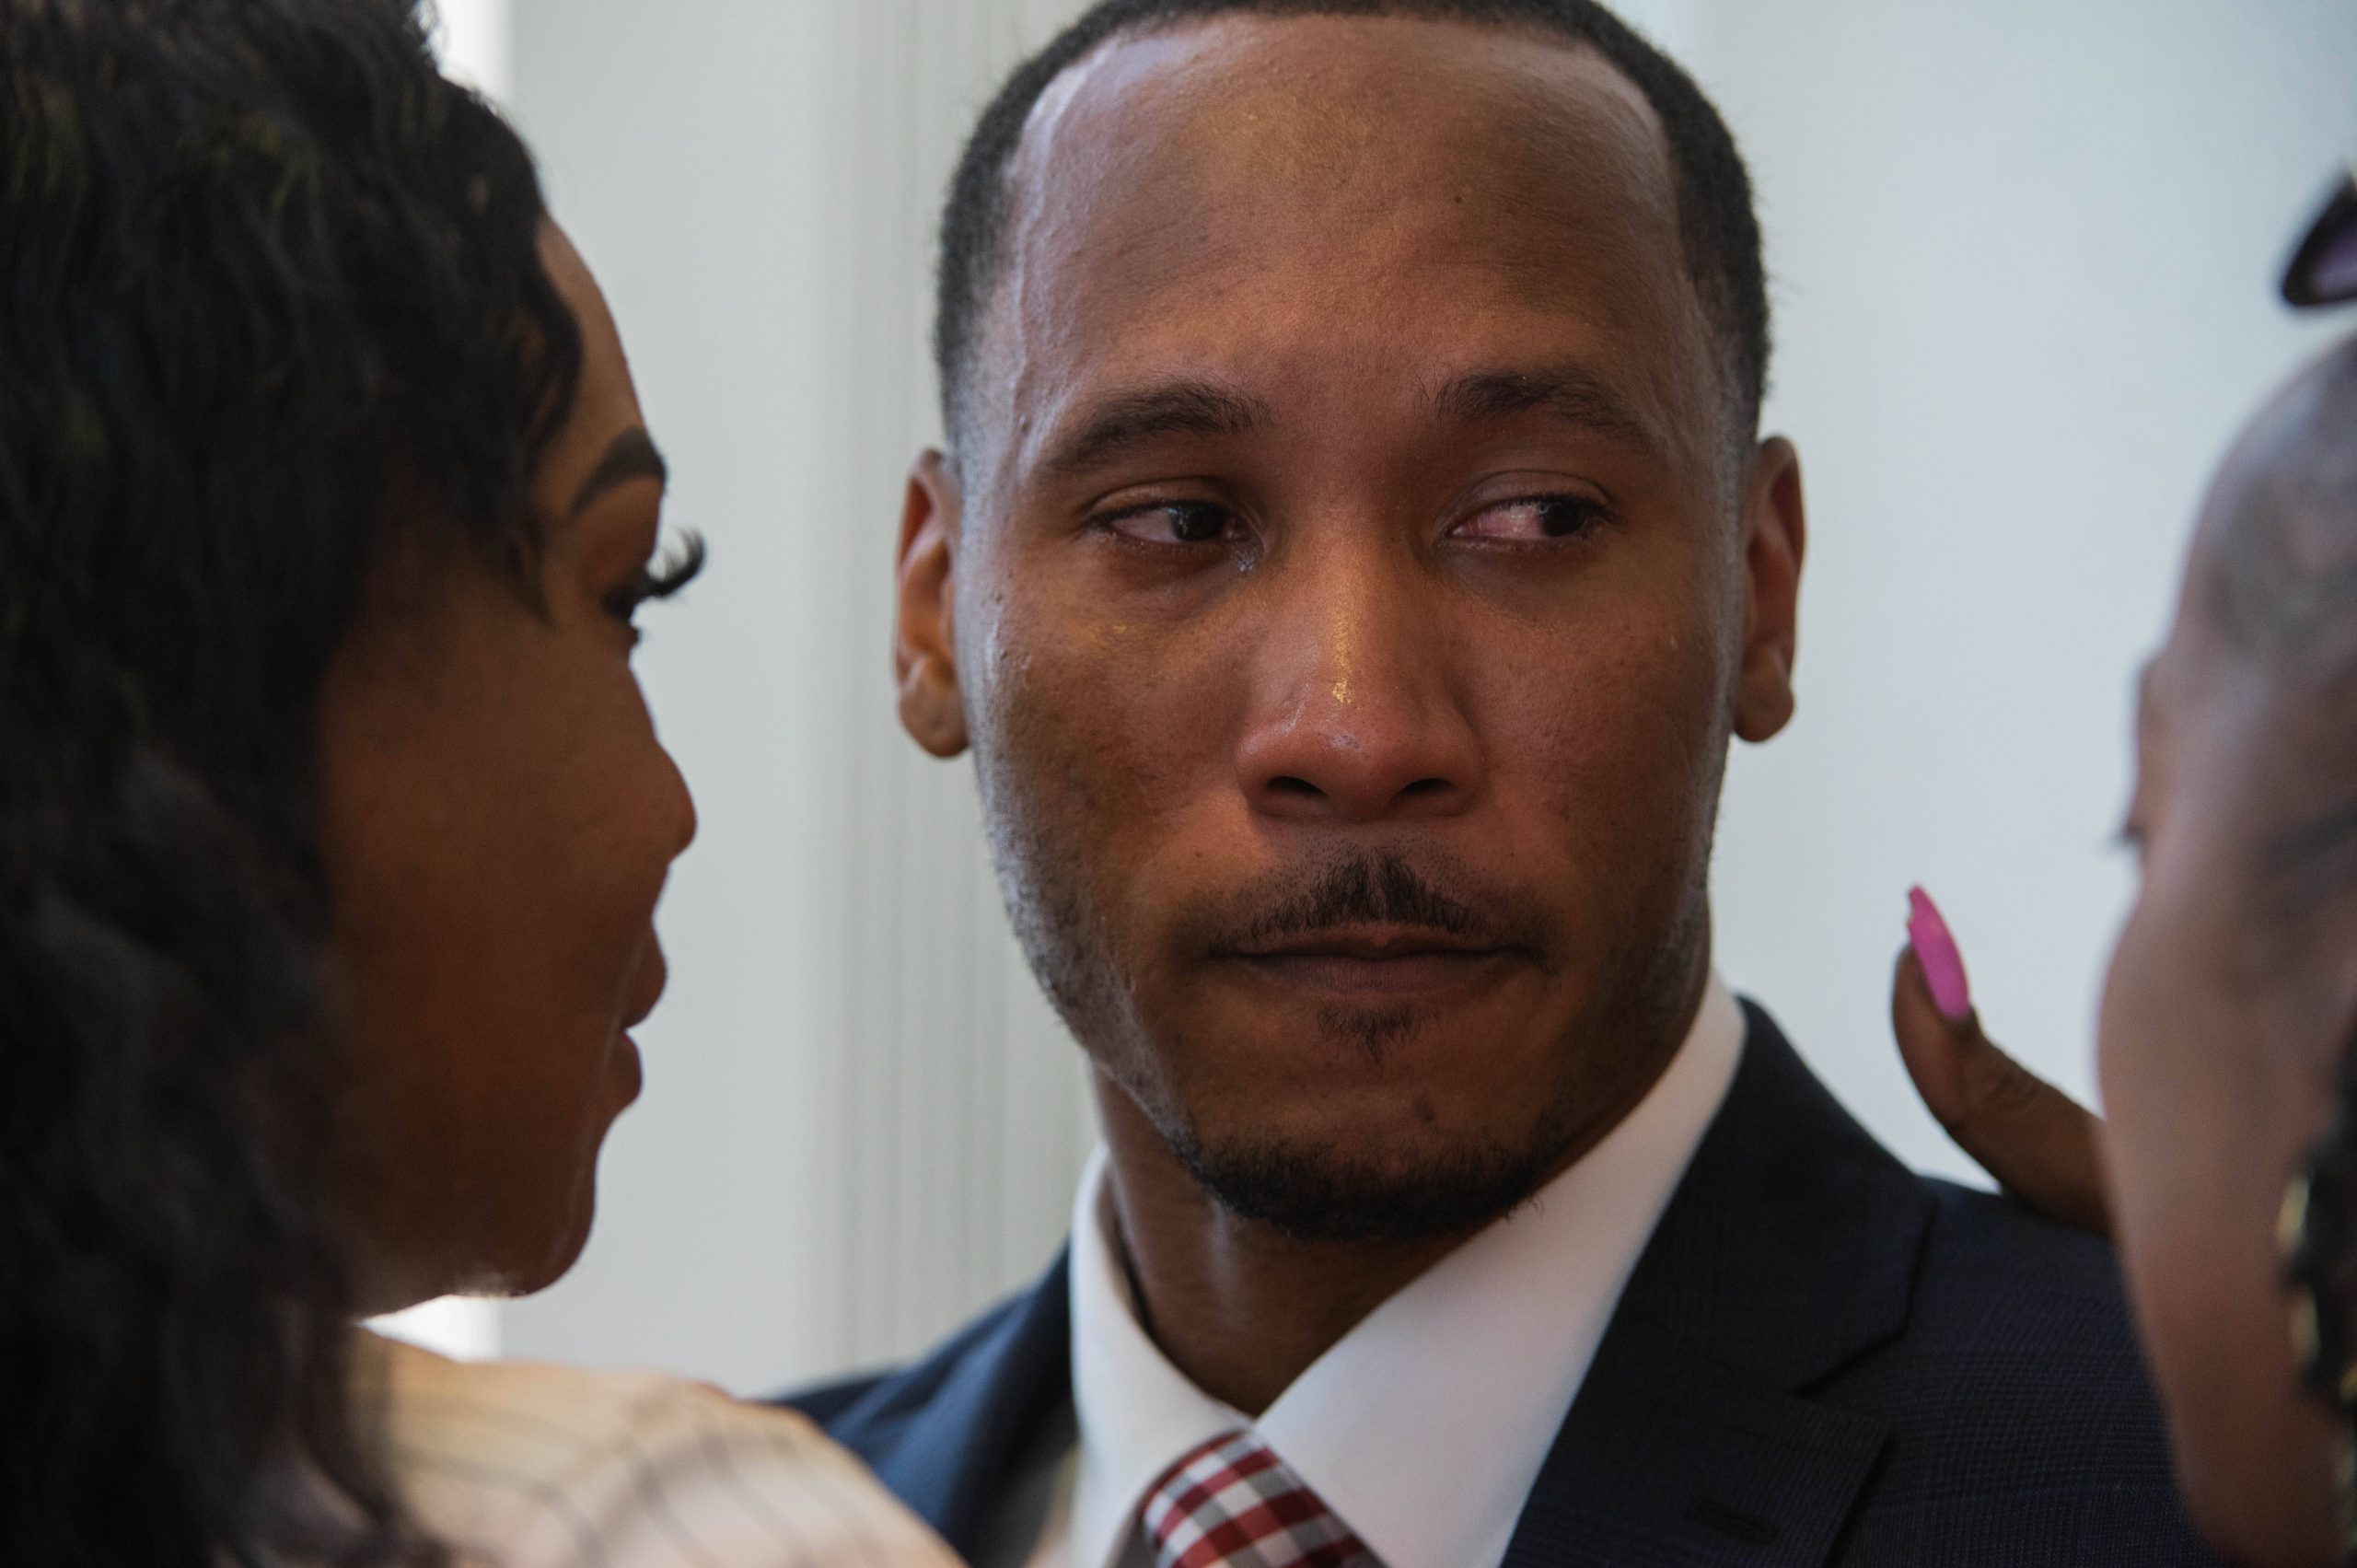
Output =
[
  {"x1": 1219, "y1": 923, "x2": 1517, "y2": 998},
  {"x1": 1233, "y1": 923, "x2": 1498, "y2": 961}
]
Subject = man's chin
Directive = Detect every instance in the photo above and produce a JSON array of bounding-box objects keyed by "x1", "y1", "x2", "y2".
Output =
[{"x1": 1165, "y1": 1123, "x2": 1567, "y2": 1244}]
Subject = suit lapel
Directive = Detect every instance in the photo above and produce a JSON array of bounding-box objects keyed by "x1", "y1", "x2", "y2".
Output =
[
  {"x1": 1501, "y1": 1004, "x2": 1933, "y2": 1566},
  {"x1": 847, "y1": 1252, "x2": 1074, "y2": 1557}
]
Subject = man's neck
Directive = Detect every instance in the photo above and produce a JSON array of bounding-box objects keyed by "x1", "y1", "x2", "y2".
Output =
[
  {"x1": 1093, "y1": 1086, "x2": 1471, "y2": 1416},
  {"x1": 1087, "y1": 974, "x2": 1709, "y2": 1416}
]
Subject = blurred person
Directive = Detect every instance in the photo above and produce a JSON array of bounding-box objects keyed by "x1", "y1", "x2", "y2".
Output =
[
  {"x1": 0, "y1": 2, "x2": 955, "y2": 1563},
  {"x1": 1888, "y1": 175, "x2": 2357, "y2": 1568},
  {"x1": 793, "y1": 2, "x2": 2216, "y2": 1563}
]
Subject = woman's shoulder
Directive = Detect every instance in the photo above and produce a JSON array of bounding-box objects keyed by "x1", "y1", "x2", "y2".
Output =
[{"x1": 362, "y1": 1331, "x2": 958, "y2": 1566}]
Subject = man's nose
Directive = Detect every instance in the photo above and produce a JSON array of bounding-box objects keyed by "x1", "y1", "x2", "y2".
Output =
[{"x1": 1234, "y1": 548, "x2": 1483, "y2": 825}]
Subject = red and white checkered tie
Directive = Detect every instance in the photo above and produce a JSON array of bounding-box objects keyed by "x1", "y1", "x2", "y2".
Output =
[{"x1": 1140, "y1": 1430, "x2": 1383, "y2": 1568}]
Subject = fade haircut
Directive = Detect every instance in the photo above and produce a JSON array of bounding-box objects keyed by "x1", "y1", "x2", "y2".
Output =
[
  {"x1": 935, "y1": 0, "x2": 1771, "y2": 457},
  {"x1": 2207, "y1": 332, "x2": 2357, "y2": 1459},
  {"x1": 2208, "y1": 331, "x2": 2357, "y2": 896}
]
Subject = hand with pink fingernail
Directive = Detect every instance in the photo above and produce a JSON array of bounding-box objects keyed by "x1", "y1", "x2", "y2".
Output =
[
  {"x1": 1906, "y1": 885, "x2": 1974, "y2": 1022},
  {"x1": 1891, "y1": 886, "x2": 2111, "y2": 1238}
]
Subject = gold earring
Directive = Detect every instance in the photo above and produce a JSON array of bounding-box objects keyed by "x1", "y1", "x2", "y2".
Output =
[{"x1": 2282, "y1": 1167, "x2": 2357, "y2": 1561}]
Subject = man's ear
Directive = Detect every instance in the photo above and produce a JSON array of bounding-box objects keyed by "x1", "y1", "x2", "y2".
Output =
[
  {"x1": 1733, "y1": 436, "x2": 1806, "y2": 744},
  {"x1": 895, "y1": 448, "x2": 969, "y2": 758}
]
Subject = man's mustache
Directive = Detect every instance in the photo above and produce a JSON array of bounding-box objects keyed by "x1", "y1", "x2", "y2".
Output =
[{"x1": 1191, "y1": 851, "x2": 1550, "y2": 958}]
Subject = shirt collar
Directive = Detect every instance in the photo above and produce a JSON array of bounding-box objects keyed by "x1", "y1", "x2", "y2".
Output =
[
  {"x1": 1064, "y1": 974, "x2": 1747, "y2": 1568},
  {"x1": 1065, "y1": 1152, "x2": 1242, "y2": 1568}
]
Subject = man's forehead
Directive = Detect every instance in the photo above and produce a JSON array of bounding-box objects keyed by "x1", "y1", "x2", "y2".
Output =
[
  {"x1": 971, "y1": 13, "x2": 1705, "y2": 470},
  {"x1": 1007, "y1": 13, "x2": 1675, "y2": 245}
]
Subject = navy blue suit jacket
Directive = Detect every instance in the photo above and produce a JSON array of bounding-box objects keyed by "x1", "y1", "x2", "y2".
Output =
[{"x1": 787, "y1": 1005, "x2": 2219, "y2": 1564}]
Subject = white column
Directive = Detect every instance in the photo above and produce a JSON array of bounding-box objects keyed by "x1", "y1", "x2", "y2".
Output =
[
  {"x1": 428, "y1": 0, "x2": 513, "y2": 100},
  {"x1": 364, "y1": 0, "x2": 527, "y2": 1369},
  {"x1": 496, "y1": 0, "x2": 1098, "y2": 1393}
]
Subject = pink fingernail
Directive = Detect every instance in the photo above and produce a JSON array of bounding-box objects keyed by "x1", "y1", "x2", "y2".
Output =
[{"x1": 1907, "y1": 886, "x2": 1973, "y2": 1022}]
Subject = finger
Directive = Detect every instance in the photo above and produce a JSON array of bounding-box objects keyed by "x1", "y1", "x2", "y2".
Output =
[
  {"x1": 1891, "y1": 947, "x2": 2114, "y2": 1239},
  {"x1": 1890, "y1": 944, "x2": 1972, "y2": 1132}
]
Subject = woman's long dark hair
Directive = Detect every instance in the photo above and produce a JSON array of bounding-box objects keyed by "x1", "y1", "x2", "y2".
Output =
[{"x1": 0, "y1": 1, "x2": 581, "y2": 1561}]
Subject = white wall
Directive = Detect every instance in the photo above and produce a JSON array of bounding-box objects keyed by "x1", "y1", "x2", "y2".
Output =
[
  {"x1": 1692, "y1": 0, "x2": 2357, "y2": 1181},
  {"x1": 489, "y1": 0, "x2": 2357, "y2": 1392}
]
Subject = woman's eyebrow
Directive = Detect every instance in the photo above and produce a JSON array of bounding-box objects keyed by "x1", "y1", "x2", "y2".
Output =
[{"x1": 570, "y1": 427, "x2": 668, "y2": 517}]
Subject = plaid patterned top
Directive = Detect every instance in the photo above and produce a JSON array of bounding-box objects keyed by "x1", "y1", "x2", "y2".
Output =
[
  {"x1": 364, "y1": 1332, "x2": 958, "y2": 1566},
  {"x1": 1141, "y1": 1431, "x2": 1381, "y2": 1568}
]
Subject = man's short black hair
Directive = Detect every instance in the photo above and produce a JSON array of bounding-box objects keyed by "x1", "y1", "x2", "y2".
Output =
[{"x1": 935, "y1": 0, "x2": 1770, "y2": 454}]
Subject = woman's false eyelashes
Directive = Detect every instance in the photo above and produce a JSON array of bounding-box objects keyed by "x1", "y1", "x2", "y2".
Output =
[{"x1": 606, "y1": 530, "x2": 708, "y2": 628}]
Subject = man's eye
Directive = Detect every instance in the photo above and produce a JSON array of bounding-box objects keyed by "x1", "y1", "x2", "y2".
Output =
[
  {"x1": 1454, "y1": 494, "x2": 1608, "y2": 543},
  {"x1": 1101, "y1": 501, "x2": 1234, "y2": 546}
]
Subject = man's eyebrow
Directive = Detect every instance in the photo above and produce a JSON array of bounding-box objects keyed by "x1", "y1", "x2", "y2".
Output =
[
  {"x1": 570, "y1": 426, "x2": 668, "y2": 517},
  {"x1": 1037, "y1": 381, "x2": 1271, "y2": 479},
  {"x1": 1426, "y1": 365, "x2": 1665, "y2": 457}
]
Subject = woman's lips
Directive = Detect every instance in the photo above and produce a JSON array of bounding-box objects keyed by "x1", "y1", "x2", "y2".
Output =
[
  {"x1": 619, "y1": 936, "x2": 668, "y2": 1031},
  {"x1": 609, "y1": 1028, "x2": 646, "y2": 1106}
]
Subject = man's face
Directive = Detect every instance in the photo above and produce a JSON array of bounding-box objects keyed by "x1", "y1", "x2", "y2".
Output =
[{"x1": 898, "y1": 16, "x2": 1804, "y2": 1238}]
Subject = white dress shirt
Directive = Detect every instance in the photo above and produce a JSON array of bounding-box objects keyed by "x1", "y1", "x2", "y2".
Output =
[
  {"x1": 1024, "y1": 974, "x2": 1746, "y2": 1568},
  {"x1": 359, "y1": 1333, "x2": 958, "y2": 1566}
]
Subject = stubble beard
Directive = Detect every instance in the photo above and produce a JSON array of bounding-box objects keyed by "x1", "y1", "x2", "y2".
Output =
[
  {"x1": 1160, "y1": 883, "x2": 1712, "y2": 1245},
  {"x1": 980, "y1": 738, "x2": 1717, "y2": 1246}
]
